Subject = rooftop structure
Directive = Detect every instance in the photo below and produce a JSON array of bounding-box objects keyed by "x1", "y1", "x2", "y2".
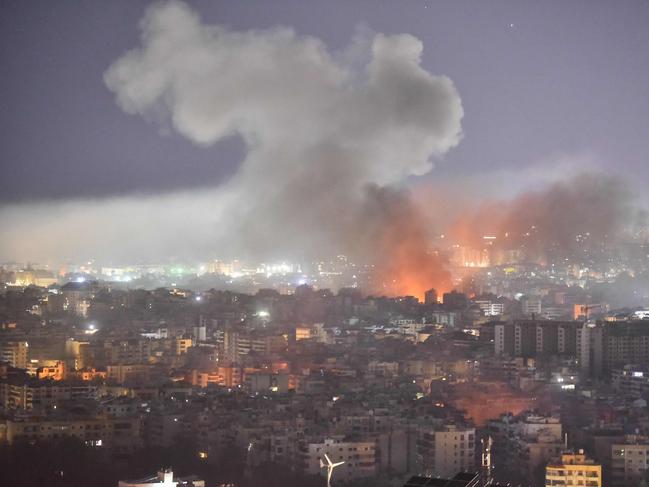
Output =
[{"x1": 118, "y1": 469, "x2": 205, "y2": 487}]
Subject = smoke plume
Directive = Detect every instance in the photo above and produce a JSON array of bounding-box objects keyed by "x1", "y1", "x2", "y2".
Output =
[
  {"x1": 358, "y1": 185, "x2": 452, "y2": 296},
  {"x1": 100, "y1": 0, "x2": 463, "y2": 296},
  {"x1": 448, "y1": 173, "x2": 646, "y2": 264}
]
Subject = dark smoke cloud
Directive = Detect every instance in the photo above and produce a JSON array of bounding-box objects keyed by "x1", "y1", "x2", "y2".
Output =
[
  {"x1": 357, "y1": 185, "x2": 451, "y2": 296},
  {"x1": 449, "y1": 173, "x2": 646, "y2": 264},
  {"x1": 0, "y1": 1, "x2": 463, "y2": 299}
]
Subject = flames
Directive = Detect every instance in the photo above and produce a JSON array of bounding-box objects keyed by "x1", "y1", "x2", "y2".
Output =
[
  {"x1": 362, "y1": 186, "x2": 451, "y2": 300},
  {"x1": 365, "y1": 173, "x2": 642, "y2": 300},
  {"x1": 373, "y1": 231, "x2": 452, "y2": 300}
]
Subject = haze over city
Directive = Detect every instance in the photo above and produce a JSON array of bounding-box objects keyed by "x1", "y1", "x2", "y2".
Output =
[
  {"x1": 1, "y1": 2, "x2": 649, "y2": 487},
  {"x1": 2, "y1": 1, "x2": 649, "y2": 296}
]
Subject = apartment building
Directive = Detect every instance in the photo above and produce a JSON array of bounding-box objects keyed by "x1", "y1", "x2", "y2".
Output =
[
  {"x1": 300, "y1": 437, "x2": 377, "y2": 482},
  {"x1": 417, "y1": 425, "x2": 476, "y2": 478},
  {"x1": 1, "y1": 415, "x2": 141, "y2": 453},
  {"x1": 545, "y1": 451, "x2": 601, "y2": 487}
]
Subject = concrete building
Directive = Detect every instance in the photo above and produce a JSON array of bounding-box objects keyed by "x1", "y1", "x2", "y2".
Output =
[
  {"x1": 2, "y1": 415, "x2": 141, "y2": 453},
  {"x1": 603, "y1": 321, "x2": 649, "y2": 370},
  {"x1": 417, "y1": 425, "x2": 476, "y2": 478},
  {"x1": 430, "y1": 310, "x2": 459, "y2": 328},
  {"x1": 174, "y1": 337, "x2": 193, "y2": 355},
  {"x1": 0, "y1": 377, "x2": 97, "y2": 411},
  {"x1": 424, "y1": 288, "x2": 438, "y2": 305},
  {"x1": 35, "y1": 360, "x2": 66, "y2": 381},
  {"x1": 221, "y1": 329, "x2": 288, "y2": 363},
  {"x1": 244, "y1": 371, "x2": 289, "y2": 394},
  {"x1": 118, "y1": 469, "x2": 204, "y2": 487},
  {"x1": 494, "y1": 323, "x2": 514, "y2": 356},
  {"x1": 0, "y1": 341, "x2": 29, "y2": 369},
  {"x1": 300, "y1": 437, "x2": 376, "y2": 482},
  {"x1": 295, "y1": 325, "x2": 312, "y2": 341},
  {"x1": 106, "y1": 364, "x2": 157, "y2": 384},
  {"x1": 487, "y1": 413, "x2": 564, "y2": 485},
  {"x1": 494, "y1": 320, "x2": 580, "y2": 358},
  {"x1": 611, "y1": 437, "x2": 649, "y2": 486},
  {"x1": 60, "y1": 281, "x2": 94, "y2": 317},
  {"x1": 474, "y1": 300, "x2": 504, "y2": 317},
  {"x1": 611, "y1": 365, "x2": 649, "y2": 397},
  {"x1": 145, "y1": 412, "x2": 191, "y2": 448},
  {"x1": 578, "y1": 321, "x2": 649, "y2": 376},
  {"x1": 577, "y1": 322, "x2": 603, "y2": 376},
  {"x1": 377, "y1": 427, "x2": 419, "y2": 475},
  {"x1": 522, "y1": 297, "x2": 542, "y2": 316},
  {"x1": 545, "y1": 451, "x2": 601, "y2": 487}
]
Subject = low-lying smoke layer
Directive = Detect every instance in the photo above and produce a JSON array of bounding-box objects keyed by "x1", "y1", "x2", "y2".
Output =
[{"x1": 449, "y1": 173, "x2": 646, "y2": 264}]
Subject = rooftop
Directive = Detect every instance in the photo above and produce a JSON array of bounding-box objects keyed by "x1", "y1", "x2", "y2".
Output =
[{"x1": 403, "y1": 472, "x2": 480, "y2": 487}]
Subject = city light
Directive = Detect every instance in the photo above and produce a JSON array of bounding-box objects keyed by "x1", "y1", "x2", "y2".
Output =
[{"x1": 0, "y1": 2, "x2": 645, "y2": 485}]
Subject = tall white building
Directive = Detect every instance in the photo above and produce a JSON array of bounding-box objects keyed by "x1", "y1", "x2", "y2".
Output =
[
  {"x1": 119, "y1": 469, "x2": 204, "y2": 487},
  {"x1": 417, "y1": 425, "x2": 476, "y2": 478}
]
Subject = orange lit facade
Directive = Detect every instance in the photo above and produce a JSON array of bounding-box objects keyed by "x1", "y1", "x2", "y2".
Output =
[{"x1": 37, "y1": 361, "x2": 66, "y2": 381}]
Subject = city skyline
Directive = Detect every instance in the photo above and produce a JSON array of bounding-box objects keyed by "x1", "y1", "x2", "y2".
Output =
[
  {"x1": 2, "y1": 1, "x2": 649, "y2": 277},
  {"x1": 2, "y1": 5, "x2": 649, "y2": 485}
]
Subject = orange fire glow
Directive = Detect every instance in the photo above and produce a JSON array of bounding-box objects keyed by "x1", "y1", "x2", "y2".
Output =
[{"x1": 366, "y1": 187, "x2": 452, "y2": 300}]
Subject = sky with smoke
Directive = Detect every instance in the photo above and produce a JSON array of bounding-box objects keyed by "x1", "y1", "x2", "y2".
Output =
[
  {"x1": 103, "y1": 0, "x2": 463, "y2": 264},
  {"x1": 1, "y1": 0, "x2": 649, "y2": 291},
  {"x1": 449, "y1": 174, "x2": 647, "y2": 263},
  {"x1": 1, "y1": 1, "x2": 463, "y2": 271}
]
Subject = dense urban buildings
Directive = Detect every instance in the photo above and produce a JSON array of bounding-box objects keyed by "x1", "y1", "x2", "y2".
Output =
[
  {"x1": 2, "y1": 257, "x2": 649, "y2": 486},
  {"x1": 3, "y1": 1, "x2": 649, "y2": 486},
  {"x1": 545, "y1": 451, "x2": 602, "y2": 487}
]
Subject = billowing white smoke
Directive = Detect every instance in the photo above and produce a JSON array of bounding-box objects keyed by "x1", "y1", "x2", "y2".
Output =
[
  {"x1": 0, "y1": 0, "x2": 463, "y2": 288},
  {"x1": 105, "y1": 0, "x2": 463, "y2": 261}
]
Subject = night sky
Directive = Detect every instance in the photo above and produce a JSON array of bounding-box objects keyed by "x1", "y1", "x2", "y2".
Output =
[{"x1": 1, "y1": 0, "x2": 649, "y2": 263}]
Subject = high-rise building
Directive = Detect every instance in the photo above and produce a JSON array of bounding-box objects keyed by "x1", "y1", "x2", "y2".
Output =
[
  {"x1": 577, "y1": 322, "x2": 603, "y2": 376},
  {"x1": 494, "y1": 323, "x2": 514, "y2": 356},
  {"x1": 417, "y1": 425, "x2": 476, "y2": 478},
  {"x1": 424, "y1": 288, "x2": 438, "y2": 305},
  {"x1": 578, "y1": 321, "x2": 649, "y2": 377},
  {"x1": 603, "y1": 321, "x2": 649, "y2": 370}
]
